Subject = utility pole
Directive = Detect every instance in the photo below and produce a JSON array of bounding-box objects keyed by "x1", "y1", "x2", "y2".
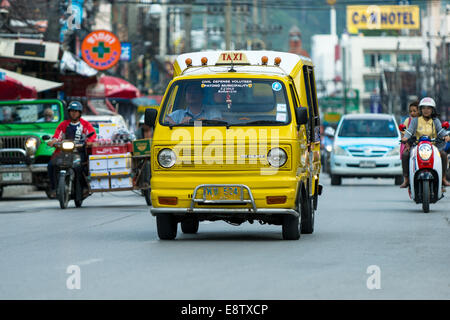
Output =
[
  {"x1": 183, "y1": 0, "x2": 191, "y2": 53},
  {"x1": 160, "y1": 0, "x2": 168, "y2": 56},
  {"x1": 225, "y1": 0, "x2": 232, "y2": 50},
  {"x1": 44, "y1": 0, "x2": 61, "y2": 42}
]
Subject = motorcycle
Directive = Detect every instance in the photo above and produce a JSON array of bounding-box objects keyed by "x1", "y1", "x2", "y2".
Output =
[
  {"x1": 402, "y1": 135, "x2": 444, "y2": 213},
  {"x1": 45, "y1": 132, "x2": 94, "y2": 209}
]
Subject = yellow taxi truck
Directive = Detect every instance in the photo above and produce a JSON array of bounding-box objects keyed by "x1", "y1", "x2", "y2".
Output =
[{"x1": 145, "y1": 51, "x2": 322, "y2": 240}]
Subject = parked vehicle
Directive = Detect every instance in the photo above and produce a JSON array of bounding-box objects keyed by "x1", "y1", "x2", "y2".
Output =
[
  {"x1": 330, "y1": 114, "x2": 402, "y2": 185},
  {"x1": 0, "y1": 100, "x2": 65, "y2": 198},
  {"x1": 321, "y1": 126, "x2": 335, "y2": 175}
]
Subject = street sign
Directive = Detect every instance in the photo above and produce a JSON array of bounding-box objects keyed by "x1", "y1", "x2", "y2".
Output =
[
  {"x1": 319, "y1": 89, "x2": 359, "y2": 114},
  {"x1": 120, "y1": 43, "x2": 132, "y2": 62},
  {"x1": 81, "y1": 30, "x2": 122, "y2": 70}
]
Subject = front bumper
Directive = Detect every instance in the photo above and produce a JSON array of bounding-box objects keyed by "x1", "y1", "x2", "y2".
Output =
[
  {"x1": 0, "y1": 163, "x2": 48, "y2": 185},
  {"x1": 330, "y1": 154, "x2": 402, "y2": 177}
]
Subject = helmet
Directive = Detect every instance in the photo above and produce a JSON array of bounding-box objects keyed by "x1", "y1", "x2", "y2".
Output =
[
  {"x1": 419, "y1": 97, "x2": 436, "y2": 109},
  {"x1": 67, "y1": 101, "x2": 83, "y2": 112}
]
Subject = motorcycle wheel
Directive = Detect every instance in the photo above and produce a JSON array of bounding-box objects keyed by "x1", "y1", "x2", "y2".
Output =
[
  {"x1": 422, "y1": 181, "x2": 430, "y2": 213},
  {"x1": 74, "y1": 179, "x2": 83, "y2": 208},
  {"x1": 57, "y1": 172, "x2": 70, "y2": 209}
]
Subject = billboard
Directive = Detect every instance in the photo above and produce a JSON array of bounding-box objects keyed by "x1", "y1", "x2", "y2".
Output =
[{"x1": 347, "y1": 5, "x2": 420, "y2": 34}]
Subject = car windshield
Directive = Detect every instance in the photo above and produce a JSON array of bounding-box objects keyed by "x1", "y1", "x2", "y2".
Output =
[
  {"x1": 338, "y1": 118, "x2": 398, "y2": 138},
  {"x1": 160, "y1": 79, "x2": 290, "y2": 126},
  {"x1": 0, "y1": 103, "x2": 61, "y2": 124}
]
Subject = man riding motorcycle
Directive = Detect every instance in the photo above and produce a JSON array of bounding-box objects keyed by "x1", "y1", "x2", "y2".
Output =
[
  {"x1": 46, "y1": 101, "x2": 97, "y2": 198},
  {"x1": 400, "y1": 97, "x2": 450, "y2": 188}
]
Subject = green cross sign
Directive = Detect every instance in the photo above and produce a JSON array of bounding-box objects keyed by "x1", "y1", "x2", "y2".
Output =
[{"x1": 92, "y1": 42, "x2": 110, "y2": 59}]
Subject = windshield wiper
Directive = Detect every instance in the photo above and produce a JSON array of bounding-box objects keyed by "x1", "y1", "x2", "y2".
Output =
[
  {"x1": 200, "y1": 119, "x2": 230, "y2": 127},
  {"x1": 242, "y1": 120, "x2": 286, "y2": 126}
]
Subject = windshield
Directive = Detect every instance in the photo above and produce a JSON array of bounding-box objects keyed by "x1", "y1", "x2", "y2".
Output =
[
  {"x1": 160, "y1": 79, "x2": 290, "y2": 126},
  {"x1": 338, "y1": 118, "x2": 398, "y2": 138},
  {"x1": 0, "y1": 103, "x2": 61, "y2": 124}
]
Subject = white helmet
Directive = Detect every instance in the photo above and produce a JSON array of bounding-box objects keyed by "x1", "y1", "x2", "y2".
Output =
[{"x1": 419, "y1": 97, "x2": 436, "y2": 108}]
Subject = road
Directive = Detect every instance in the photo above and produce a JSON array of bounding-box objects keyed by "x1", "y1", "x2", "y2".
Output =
[{"x1": 0, "y1": 176, "x2": 449, "y2": 299}]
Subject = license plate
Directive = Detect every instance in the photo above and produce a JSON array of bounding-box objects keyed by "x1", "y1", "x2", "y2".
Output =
[
  {"x1": 359, "y1": 161, "x2": 376, "y2": 168},
  {"x1": 204, "y1": 186, "x2": 242, "y2": 201},
  {"x1": 2, "y1": 172, "x2": 22, "y2": 181}
]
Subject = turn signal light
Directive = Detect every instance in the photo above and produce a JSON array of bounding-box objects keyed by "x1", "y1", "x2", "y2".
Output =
[
  {"x1": 266, "y1": 196, "x2": 287, "y2": 205},
  {"x1": 201, "y1": 57, "x2": 208, "y2": 65},
  {"x1": 185, "y1": 58, "x2": 192, "y2": 67},
  {"x1": 274, "y1": 57, "x2": 281, "y2": 66},
  {"x1": 159, "y1": 197, "x2": 178, "y2": 205},
  {"x1": 261, "y1": 56, "x2": 268, "y2": 65}
]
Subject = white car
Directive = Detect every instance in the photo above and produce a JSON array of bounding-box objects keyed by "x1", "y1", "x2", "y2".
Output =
[{"x1": 330, "y1": 113, "x2": 402, "y2": 185}]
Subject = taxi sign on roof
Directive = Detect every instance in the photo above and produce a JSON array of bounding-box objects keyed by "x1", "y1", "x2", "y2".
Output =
[{"x1": 216, "y1": 52, "x2": 249, "y2": 65}]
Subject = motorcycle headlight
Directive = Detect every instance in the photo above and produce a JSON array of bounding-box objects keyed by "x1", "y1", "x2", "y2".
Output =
[
  {"x1": 326, "y1": 145, "x2": 332, "y2": 152},
  {"x1": 418, "y1": 144, "x2": 432, "y2": 161},
  {"x1": 158, "y1": 148, "x2": 176, "y2": 168},
  {"x1": 387, "y1": 146, "x2": 400, "y2": 156},
  {"x1": 25, "y1": 137, "x2": 38, "y2": 155},
  {"x1": 333, "y1": 145, "x2": 348, "y2": 156},
  {"x1": 267, "y1": 148, "x2": 287, "y2": 168},
  {"x1": 62, "y1": 141, "x2": 75, "y2": 151}
]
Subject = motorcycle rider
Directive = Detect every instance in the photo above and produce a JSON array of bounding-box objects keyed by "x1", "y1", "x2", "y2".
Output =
[
  {"x1": 46, "y1": 101, "x2": 97, "y2": 198},
  {"x1": 400, "y1": 97, "x2": 450, "y2": 188}
]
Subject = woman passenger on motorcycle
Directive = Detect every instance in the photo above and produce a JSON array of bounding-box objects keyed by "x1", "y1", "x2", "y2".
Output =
[{"x1": 400, "y1": 97, "x2": 450, "y2": 188}]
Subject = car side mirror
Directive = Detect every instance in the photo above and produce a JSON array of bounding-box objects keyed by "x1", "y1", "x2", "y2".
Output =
[
  {"x1": 145, "y1": 108, "x2": 158, "y2": 128},
  {"x1": 295, "y1": 107, "x2": 308, "y2": 126}
]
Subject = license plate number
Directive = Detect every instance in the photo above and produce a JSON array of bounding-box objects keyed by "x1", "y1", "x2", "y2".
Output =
[
  {"x1": 2, "y1": 172, "x2": 22, "y2": 181},
  {"x1": 359, "y1": 161, "x2": 376, "y2": 168},
  {"x1": 204, "y1": 186, "x2": 242, "y2": 201}
]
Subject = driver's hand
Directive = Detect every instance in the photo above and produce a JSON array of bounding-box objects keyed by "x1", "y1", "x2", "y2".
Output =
[
  {"x1": 401, "y1": 137, "x2": 408, "y2": 143},
  {"x1": 445, "y1": 136, "x2": 450, "y2": 143},
  {"x1": 181, "y1": 116, "x2": 192, "y2": 124},
  {"x1": 47, "y1": 139, "x2": 56, "y2": 147}
]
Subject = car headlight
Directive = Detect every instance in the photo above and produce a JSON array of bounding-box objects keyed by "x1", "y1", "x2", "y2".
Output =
[
  {"x1": 326, "y1": 145, "x2": 332, "y2": 152},
  {"x1": 25, "y1": 137, "x2": 38, "y2": 155},
  {"x1": 158, "y1": 148, "x2": 176, "y2": 168},
  {"x1": 267, "y1": 148, "x2": 287, "y2": 167},
  {"x1": 62, "y1": 141, "x2": 75, "y2": 151},
  {"x1": 333, "y1": 145, "x2": 348, "y2": 156},
  {"x1": 418, "y1": 144, "x2": 432, "y2": 161},
  {"x1": 387, "y1": 146, "x2": 400, "y2": 156}
]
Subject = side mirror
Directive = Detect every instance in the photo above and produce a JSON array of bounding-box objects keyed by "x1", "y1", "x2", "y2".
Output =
[
  {"x1": 398, "y1": 124, "x2": 406, "y2": 132},
  {"x1": 145, "y1": 108, "x2": 158, "y2": 127},
  {"x1": 42, "y1": 135, "x2": 51, "y2": 141},
  {"x1": 295, "y1": 107, "x2": 308, "y2": 126},
  {"x1": 442, "y1": 121, "x2": 449, "y2": 129}
]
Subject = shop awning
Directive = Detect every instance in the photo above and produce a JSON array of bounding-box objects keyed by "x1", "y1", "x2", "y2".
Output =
[{"x1": 0, "y1": 68, "x2": 62, "y2": 92}]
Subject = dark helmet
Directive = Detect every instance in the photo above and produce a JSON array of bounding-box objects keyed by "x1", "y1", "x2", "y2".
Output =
[{"x1": 68, "y1": 101, "x2": 83, "y2": 112}]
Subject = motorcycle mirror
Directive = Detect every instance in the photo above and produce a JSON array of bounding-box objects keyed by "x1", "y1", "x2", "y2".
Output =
[
  {"x1": 442, "y1": 121, "x2": 449, "y2": 129},
  {"x1": 398, "y1": 124, "x2": 406, "y2": 132},
  {"x1": 42, "y1": 135, "x2": 51, "y2": 141}
]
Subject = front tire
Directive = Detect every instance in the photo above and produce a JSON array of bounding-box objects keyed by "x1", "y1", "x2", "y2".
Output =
[
  {"x1": 181, "y1": 218, "x2": 199, "y2": 234},
  {"x1": 282, "y1": 215, "x2": 300, "y2": 240},
  {"x1": 57, "y1": 173, "x2": 70, "y2": 209},
  {"x1": 156, "y1": 214, "x2": 178, "y2": 240},
  {"x1": 422, "y1": 181, "x2": 430, "y2": 213},
  {"x1": 331, "y1": 174, "x2": 342, "y2": 185},
  {"x1": 300, "y1": 193, "x2": 314, "y2": 234}
]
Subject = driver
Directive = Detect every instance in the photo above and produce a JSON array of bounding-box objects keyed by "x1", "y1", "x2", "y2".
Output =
[
  {"x1": 165, "y1": 85, "x2": 222, "y2": 125},
  {"x1": 400, "y1": 97, "x2": 450, "y2": 188},
  {"x1": 46, "y1": 101, "x2": 97, "y2": 198}
]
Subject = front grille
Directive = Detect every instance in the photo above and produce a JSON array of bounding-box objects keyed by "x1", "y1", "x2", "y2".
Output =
[
  {"x1": 347, "y1": 149, "x2": 387, "y2": 157},
  {"x1": 0, "y1": 136, "x2": 36, "y2": 164},
  {"x1": 346, "y1": 164, "x2": 389, "y2": 168}
]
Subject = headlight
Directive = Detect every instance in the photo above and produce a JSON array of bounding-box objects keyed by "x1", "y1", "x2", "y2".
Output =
[
  {"x1": 158, "y1": 148, "x2": 176, "y2": 168},
  {"x1": 326, "y1": 145, "x2": 332, "y2": 152},
  {"x1": 25, "y1": 137, "x2": 38, "y2": 155},
  {"x1": 333, "y1": 145, "x2": 348, "y2": 156},
  {"x1": 387, "y1": 146, "x2": 400, "y2": 156},
  {"x1": 62, "y1": 141, "x2": 75, "y2": 151},
  {"x1": 267, "y1": 148, "x2": 287, "y2": 167},
  {"x1": 418, "y1": 144, "x2": 432, "y2": 161}
]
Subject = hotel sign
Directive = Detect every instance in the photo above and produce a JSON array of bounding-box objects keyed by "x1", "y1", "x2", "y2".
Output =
[{"x1": 347, "y1": 5, "x2": 420, "y2": 34}]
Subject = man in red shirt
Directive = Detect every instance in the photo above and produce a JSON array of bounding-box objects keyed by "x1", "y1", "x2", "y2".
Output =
[{"x1": 47, "y1": 101, "x2": 97, "y2": 197}]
